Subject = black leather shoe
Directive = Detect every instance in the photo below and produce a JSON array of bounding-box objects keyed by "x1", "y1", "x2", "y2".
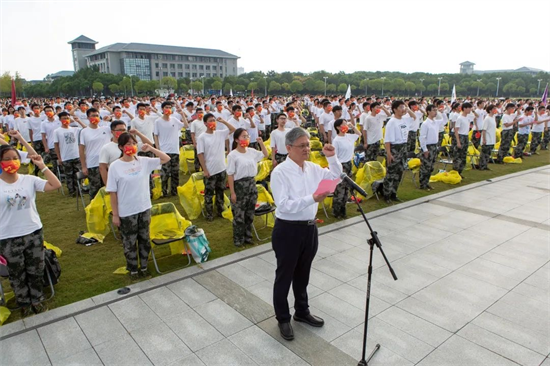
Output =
[
  {"x1": 278, "y1": 322, "x2": 294, "y2": 341},
  {"x1": 293, "y1": 313, "x2": 325, "y2": 327},
  {"x1": 391, "y1": 196, "x2": 403, "y2": 203}
]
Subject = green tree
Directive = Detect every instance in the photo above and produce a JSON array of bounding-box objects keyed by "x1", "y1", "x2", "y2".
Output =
[
  {"x1": 405, "y1": 81, "x2": 416, "y2": 94},
  {"x1": 108, "y1": 83, "x2": 120, "y2": 94},
  {"x1": 427, "y1": 83, "x2": 438, "y2": 93},
  {"x1": 257, "y1": 77, "x2": 267, "y2": 93},
  {"x1": 281, "y1": 83, "x2": 290, "y2": 92},
  {"x1": 392, "y1": 78, "x2": 406, "y2": 93},
  {"x1": 119, "y1": 77, "x2": 132, "y2": 96},
  {"x1": 337, "y1": 83, "x2": 348, "y2": 93},
  {"x1": 190, "y1": 81, "x2": 203, "y2": 94},
  {"x1": 314, "y1": 80, "x2": 325, "y2": 93},
  {"x1": 503, "y1": 82, "x2": 517, "y2": 95},
  {"x1": 223, "y1": 83, "x2": 233, "y2": 93},
  {"x1": 211, "y1": 81, "x2": 223, "y2": 90},
  {"x1": 327, "y1": 83, "x2": 336, "y2": 93},
  {"x1": 0, "y1": 72, "x2": 12, "y2": 95},
  {"x1": 269, "y1": 81, "x2": 281, "y2": 93},
  {"x1": 92, "y1": 81, "x2": 104, "y2": 94},
  {"x1": 134, "y1": 80, "x2": 148, "y2": 94},
  {"x1": 161, "y1": 76, "x2": 177, "y2": 90},
  {"x1": 290, "y1": 80, "x2": 303, "y2": 93},
  {"x1": 247, "y1": 82, "x2": 258, "y2": 91},
  {"x1": 234, "y1": 84, "x2": 245, "y2": 92}
]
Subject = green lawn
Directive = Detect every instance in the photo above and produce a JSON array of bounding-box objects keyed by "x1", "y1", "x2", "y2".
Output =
[{"x1": 2, "y1": 150, "x2": 549, "y2": 324}]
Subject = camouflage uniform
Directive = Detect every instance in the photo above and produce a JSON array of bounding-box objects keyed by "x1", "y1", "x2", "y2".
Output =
[
  {"x1": 452, "y1": 135, "x2": 469, "y2": 174},
  {"x1": 0, "y1": 228, "x2": 45, "y2": 307},
  {"x1": 479, "y1": 144, "x2": 493, "y2": 169},
  {"x1": 32, "y1": 140, "x2": 45, "y2": 176},
  {"x1": 204, "y1": 170, "x2": 227, "y2": 220},
  {"x1": 161, "y1": 153, "x2": 180, "y2": 196},
  {"x1": 231, "y1": 177, "x2": 257, "y2": 245},
  {"x1": 61, "y1": 158, "x2": 81, "y2": 195},
  {"x1": 497, "y1": 129, "x2": 514, "y2": 162},
  {"x1": 275, "y1": 153, "x2": 287, "y2": 165},
  {"x1": 332, "y1": 161, "x2": 352, "y2": 217},
  {"x1": 87, "y1": 167, "x2": 103, "y2": 199},
  {"x1": 530, "y1": 132, "x2": 542, "y2": 153},
  {"x1": 365, "y1": 141, "x2": 380, "y2": 162},
  {"x1": 407, "y1": 131, "x2": 417, "y2": 154},
  {"x1": 450, "y1": 133, "x2": 457, "y2": 158},
  {"x1": 193, "y1": 147, "x2": 201, "y2": 172},
  {"x1": 419, "y1": 144, "x2": 437, "y2": 189},
  {"x1": 471, "y1": 131, "x2": 481, "y2": 150},
  {"x1": 437, "y1": 131, "x2": 445, "y2": 147},
  {"x1": 383, "y1": 143, "x2": 407, "y2": 199},
  {"x1": 45, "y1": 150, "x2": 59, "y2": 177},
  {"x1": 542, "y1": 129, "x2": 549, "y2": 149},
  {"x1": 119, "y1": 209, "x2": 151, "y2": 273},
  {"x1": 513, "y1": 134, "x2": 529, "y2": 158}
]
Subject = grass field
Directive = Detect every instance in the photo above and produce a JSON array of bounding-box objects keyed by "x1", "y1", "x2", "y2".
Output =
[{"x1": 2, "y1": 149, "x2": 549, "y2": 324}]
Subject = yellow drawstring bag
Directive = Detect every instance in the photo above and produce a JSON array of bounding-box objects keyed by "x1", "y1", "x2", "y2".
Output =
[
  {"x1": 255, "y1": 160, "x2": 272, "y2": 182},
  {"x1": 408, "y1": 158, "x2": 421, "y2": 170},
  {"x1": 429, "y1": 170, "x2": 462, "y2": 184},
  {"x1": 152, "y1": 174, "x2": 162, "y2": 200},
  {"x1": 0, "y1": 306, "x2": 10, "y2": 325},
  {"x1": 503, "y1": 156, "x2": 522, "y2": 164},
  {"x1": 44, "y1": 241, "x2": 62, "y2": 257}
]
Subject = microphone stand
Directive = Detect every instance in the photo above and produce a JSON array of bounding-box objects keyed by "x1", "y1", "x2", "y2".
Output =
[{"x1": 347, "y1": 189, "x2": 398, "y2": 366}]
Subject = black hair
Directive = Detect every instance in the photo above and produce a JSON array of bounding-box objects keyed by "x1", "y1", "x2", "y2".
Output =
[
  {"x1": 232, "y1": 105, "x2": 242, "y2": 112},
  {"x1": 505, "y1": 103, "x2": 516, "y2": 110},
  {"x1": 110, "y1": 120, "x2": 126, "y2": 131},
  {"x1": 117, "y1": 132, "x2": 138, "y2": 149},
  {"x1": 333, "y1": 119, "x2": 345, "y2": 134},
  {"x1": 113, "y1": 105, "x2": 121, "y2": 111},
  {"x1": 203, "y1": 113, "x2": 215, "y2": 122},
  {"x1": 44, "y1": 105, "x2": 54, "y2": 112},
  {"x1": 486, "y1": 104, "x2": 496, "y2": 113},
  {"x1": 426, "y1": 104, "x2": 436, "y2": 113},
  {"x1": 79, "y1": 100, "x2": 87, "y2": 106},
  {"x1": 246, "y1": 107, "x2": 254, "y2": 113},
  {"x1": 86, "y1": 107, "x2": 99, "y2": 117},
  {"x1": 161, "y1": 101, "x2": 172, "y2": 109},
  {"x1": 332, "y1": 105, "x2": 342, "y2": 113},
  {"x1": 231, "y1": 128, "x2": 247, "y2": 150},
  {"x1": 185, "y1": 102, "x2": 194, "y2": 108},
  {"x1": 462, "y1": 102, "x2": 473, "y2": 110},
  {"x1": 136, "y1": 103, "x2": 146, "y2": 109},
  {"x1": 0, "y1": 145, "x2": 20, "y2": 161},
  {"x1": 58, "y1": 111, "x2": 70, "y2": 119}
]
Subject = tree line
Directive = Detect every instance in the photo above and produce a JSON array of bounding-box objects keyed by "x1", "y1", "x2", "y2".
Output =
[{"x1": 1, "y1": 66, "x2": 548, "y2": 98}]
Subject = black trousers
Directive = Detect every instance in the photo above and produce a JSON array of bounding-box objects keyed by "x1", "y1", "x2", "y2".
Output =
[{"x1": 272, "y1": 219, "x2": 318, "y2": 323}]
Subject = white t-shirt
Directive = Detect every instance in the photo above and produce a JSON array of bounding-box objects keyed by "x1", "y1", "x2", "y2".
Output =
[
  {"x1": 153, "y1": 117, "x2": 184, "y2": 154},
  {"x1": 74, "y1": 110, "x2": 89, "y2": 126},
  {"x1": 482, "y1": 116, "x2": 497, "y2": 145},
  {"x1": 384, "y1": 117, "x2": 409, "y2": 145},
  {"x1": 319, "y1": 112, "x2": 334, "y2": 129},
  {"x1": 106, "y1": 157, "x2": 160, "y2": 217},
  {"x1": 130, "y1": 116, "x2": 154, "y2": 143},
  {"x1": 227, "y1": 148, "x2": 264, "y2": 181},
  {"x1": 53, "y1": 127, "x2": 80, "y2": 161},
  {"x1": 0, "y1": 175, "x2": 47, "y2": 240},
  {"x1": 79, "y1": 126, "x2": 112, "y2": 168},
  {"x1": 14, "y1": 117, "x2": 31, "y2": 142},
  {"x1": 254, "y1": 115, "x2": 265, "y2": 131},
  {"x1": 213, "y1": 110, "x2": 232, "y2": 130},
  {"x1": 99, "y1": 141, "x2": 122, "y2": 166},
  {"x1": 333, "y1": 134, "x2": 360, "y2": 163},
  {"x1": 227, "y1": 117, "x2": 251, "y2": 146},
  {"x1": 197, "y1": 130, "x2": 231, "y2": 176},
  {"x1": 40, "y1": 120, "x2": 63, "y2": 149},
  {"x1": 365, "y1": 114, "x2": 386, "y2": 144},
  {"x1": 474, "y1": 108, "x2": 487, "y2": 130},
  {"x1": 270, "y1": 129, "x2": 289, "y2": 155},
  {"x1": 518, "y1": 115, "x2": 534, "y2": 135},
  {"x1": 28, "y1": 116, "x2": 45, "y2": 142},
  {"x1": 359, "y1": 112, "x2": 369, "y2": 127},
  {"x1": 260, "y1": 110, "x2": 271, "y2": 127},
  {"x1": 501, "y1": 113, "x2": 516, "y2": 131},
  {"x1": 190, "y1": 120, "x2": 207, "y2": 140},
  {"x1": 532, "y1": 113, "x2": 546, "y2": 133},
  {"x1": 455, "y1": 115, "x2": 471, "y2": 136}
]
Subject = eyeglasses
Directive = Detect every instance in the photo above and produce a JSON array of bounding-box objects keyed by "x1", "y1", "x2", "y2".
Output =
[
  {"x1": 291, "y1": 144, "x2": 310, "y2": 150},
  {"x1": 114, "y1": 129, "x2": 126, "y2": 132}
]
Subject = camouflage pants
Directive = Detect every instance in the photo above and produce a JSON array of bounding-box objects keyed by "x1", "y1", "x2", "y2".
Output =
[
  {"x1": 275, "y1": 153, "x2": 287, "y2": 165},
  {"x1": 365, "y1": 141, "x2": 380, "y2": 162},
  {"x1": 204, "y1": 170, "x2": 227, "y2": 220},
  {"x1": 193, "y1": 147, "x2": 201, "y2": 172},
  {"x1": 407, "y1": 131, "x2": 417, "y2": 154},
  {"x1": 32, "y1": 140, "x2": 45, "y2": 176},
  {"x1": 44, "y1": 149, "x2": 59, "y2": 176},
  {"x1": 161, "y1": 153, "x2": 180, "y2": 196},
  {"x1": 542, "y1": 130, "x2": 549, "y2": 149},
  {"x1": 383, "y1": 143, "x2": 407, "y2": 199},
  {"x1": 419, "y1": 144, "x2": 437, "y2": 189},
  {"x1": 333, "y1": 161, "x2": 352, "y2": 217},
  {"x1": 450, "y1": 132, "x2": 457, "y2": 157},
  {"x1": 497, "y1": 129, "x2": 514, "y2": 162},
  {"x1": 119, "y1": 209, "x2": 151, "y2": 273},
  {"x1": 62, "y1": 158, "x2": 81, "y2": 195},
  {"x1": 0, "y1": 228, "x2": 44, "y2": 306},
  {"x1": 437, "y1": 131, "x2": 445, "y2": 147},
  {"x1": 87, "y1": 167, "x2": 103, "y2": 199},
  {"x1": 453, "y1": 135, "x2": 469, "y2": 174},
  {"x1": 530, "y1": 132, "x2": 542, "y2": 153},
  {"x1": 514, "y1": 134, "x2": 529, "y2": 158},
  {"x1": 231, "y1": 177, "x2": 257, "y2": 245},
  {"x1": 479, "y1": 144, "x2": 493, "y2": 169},
  {"x1": 471, "y1": 131, "x2": 481, "y2": 150}
]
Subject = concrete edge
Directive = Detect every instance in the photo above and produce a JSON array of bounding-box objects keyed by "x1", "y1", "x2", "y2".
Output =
[{"x1": 1, "y1": 164, "x2": 548, "y2": 340}]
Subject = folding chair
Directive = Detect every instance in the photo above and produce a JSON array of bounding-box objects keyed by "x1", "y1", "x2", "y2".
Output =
[
  {"x1": 150, "y1": 202, "x2": 191, "y2": 274},
  {"x1": 401, "y1": 159, "x2": 419, "y2": 188},
  {"x1": 75, "y1": 171, "x2": 87, "y2": 211},
  {"x1": 252, "y1": 206, "x2": 276, "y2": 241},
  {"x1": 365, "y1": 161, "x2": 386, "y2": 200},
  {"x1": 190, "y1": 172, "x2": 207, "y2": 218},
  {"x1": 97, "y1": 187, "x2": 119, "y2": 240},
  {"x1": 56, "y1": 165, "x2": 66, "y2": 196},
  {"x1": 181, "y1": 144, "x2": 196, "y2": 174},
  {"x1": 321, "y1": 194, "x2": 334, "y2": 219}
]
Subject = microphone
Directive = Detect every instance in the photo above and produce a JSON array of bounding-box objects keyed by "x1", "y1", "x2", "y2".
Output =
[{"x1": 340, "y1": 173, "x2": 368, "y2": 198}]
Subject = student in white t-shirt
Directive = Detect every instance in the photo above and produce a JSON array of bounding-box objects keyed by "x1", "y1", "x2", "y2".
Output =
[
  {"x1": 497, "y1": 103, "x2": 521, "y2": 163},
  {"x1": 40, "y1": 106, "x2": 62, "y2": 174},
  {"x1": 53, "y1": 112, "x2": 85, "y2": 195},
  {"x1": 14, "y1": 107, "x2": 31, "y2": 143},
  {"x1": 190, "y1": 108, "x2": 207, "y2": 172},
  {"x1": 453, "y1": 102, "x2": 474, "y2": 176},
  {"x1": 0, "y1": 144, "x2": 61, "y2": 316},
  {"x1": 110, "y1": 106, "x2": 133, "y2": 127},
  {"x1": 270, "y1": 114, "x2": 291, "y2": 167},
  {"x1": 480, "y1": 104, "x2": 498, "y2": 170},
  {"x1": 197, "y1": 113, "x2": 236, "y2": 221},
  {"x1": 106, "y1": 133, "x2": 169, "y2": 280},
  {"x1": 363, "y1": 102, "x2": 390, "y2": 162},
  {"x1": 227, "y1": 128, "x2": 268, "y2": 246},
  {"x1": 530, "y1": 106, "x2": 550, "y2": 153},
  {"x1": 332, "y1": 119, "x2": 361, "y2": 218}
]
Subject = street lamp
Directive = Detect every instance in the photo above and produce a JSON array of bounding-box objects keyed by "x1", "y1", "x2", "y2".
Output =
[
  {"x1": 419, "y1": 78, "x2": 424, "y2": 96},
  {"x1": 323, "y1": 76, "x2": 328, "y2": 96},
  {"x1": 476, "y1": 79, "x2": 482, "y2": 97},
  {"x1": 365, "y1": 78, "x2": 369, "y2": 95},
  {"x1": 537, "y1": 79, "x2": 543, "y2": 95},
  {"x1": 263, "y1": 76, "x2": 268, "y2": 96},
  {"x1": 200, "y1": 75, "x2": 205, "y2": 95},
  {"x1": 437, "y1": 77, "x2": 443, "y2": 96},
  {"x1": 381, "y1": 77, "x2": 386, "y2": 96},
  {"x1": 496, "y1": 77, "x2": 502, "y2": 97}
]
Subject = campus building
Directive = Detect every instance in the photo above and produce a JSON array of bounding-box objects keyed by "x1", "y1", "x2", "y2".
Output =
[
  {"x1": 68, "y1": 35, "x2": 239, "y2": 81},
  {"x1": 459, "y1": 61, "x2": 546, "y2": 76}
]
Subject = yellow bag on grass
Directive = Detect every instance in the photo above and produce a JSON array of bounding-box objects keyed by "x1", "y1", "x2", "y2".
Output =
[
  {"x1": 179, "y1": 146, "x2": 195, "y2": 174},
  {"x1": 44, "y1": 241, "x2": 62, "y2": 257},
  {"x1": 113, "y1": 267, "x2": 129, "y2": 275},
  {"x1": 0, "y1": 306, "x2": 10, "y2": 325},
  {"x1": 503, "y1": 156, "x2": 522, "y2": 164},
  {"x1": 178, "y1": 175, "x2": 232, "y2": 221},
  {"x1": 429, "y1": 170, "x2": 462, "y2": 184},
  {"x1": 408, "y1": 158, "x2": 421, "y2": 170},
  {"x1": 152, "y1": 174, "x2": 162, "y2": 200},
  {"x1": 84, "y1": 188, "x2": 112, "y2": 242},
  {"x1": 255, "y1": 160, "x2": 272, "y2": 182},
  {"x1": 150, "y1": 205, "x2": 192, "y2": 255}
]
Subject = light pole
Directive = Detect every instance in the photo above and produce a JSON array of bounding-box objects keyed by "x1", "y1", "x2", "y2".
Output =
[
  {"x1": 476, "y1": 79, "x2": 482, "y2": 97},
  {"x1": 419, "y1": 78, "x2": 424, "y2": 96},
  {"x1": 323, "y1": 77, "x2": 328, "y2": 96},
  {"x1": 381, "y1": 77, "x2": 386, "y2": 96},
  {"x1": 537, "y1": 79, "x2": 543, "y2": 95},
  {"x1": 437, "y1": 77, "x2": 443, "y2": 96},
  {"x1": 496, "y1": 77, "x2": 502, "y2": 97},
  {"x1": 263, "y1": 76, "x2": 267, "y2": 96},
  {"x1": 200, "y1": 75, "x2": 205, "y2": 95},
  {"x1": 365, "y1": 78, "x2": 369, "y2": 95}
]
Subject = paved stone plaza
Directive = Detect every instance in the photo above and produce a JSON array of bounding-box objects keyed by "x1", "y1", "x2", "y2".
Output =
[{"x1": 0, "y1": 166, "x2": 549, "y2": 366}]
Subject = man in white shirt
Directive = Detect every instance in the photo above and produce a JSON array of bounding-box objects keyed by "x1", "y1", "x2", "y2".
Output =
[
  {"x1": 363, "y1": 102, "x2": 390, "y2": 162},
  {"x1": 407, "y1": 101, "x2": 424, "y2": 154},
  {"x1": 497, "y1": 103, "x2": 521, "y2": 163},
  {"x1": 53, "y1": 112, "x2": 85, "y2": 195},
  {"x1": 14, "y1": 107, "x2": 31, "y2": 143},
  {"x1": 190, "y1": 108, "x2": 207, "y2": 171},
  {"x1": 245, "y1": 107, "x2": 260, "y2": 149},
  {"x1": 197, "y1": 114, "x2": 236, "y2": 221},
  {"x1": 154, "y1": 102, "x2": 187, "y2": 197},
  {"x1": 41, "y1": 105, "x2": 62, "y2": 175},
  {"x1": 383, "y1": 100, "x2": 416, "y2": 203},
  {"x1": 480, "y1": 104, "x2": 498, "y2": 170},
  {"x1": 472, "y1": 101, "x2": 486, "y2": 149},
  {"x1": 227, "y1": 105, "x2": 253, "y2": 147},
  {"x1": 318, "y1": 102, "x2": 334, "y2": 142},
  {"x1": 514, "y1": 106, "x2": 535, "y2": 158},
  {"x1": 111, "y1": 106, "x2": 133, "y2": 127},
  {"x1": 419, "y1": 105, "x2": 439, "y2": 190},
  {"x1": 530, "y1": 106, "x2": 550, "y2": 154},
  {"x1": 72, "y1": 101, "x2": 90, "y2": 126},
  {"x1": 270, "y1": 127, "x2": 342, "y2": 341},
  {"x1": 453, "y1": 102, "x2": 474, "y2": 176},
  {"x1": 270, "y1": 114, "x2": 290, "y2": 166}
]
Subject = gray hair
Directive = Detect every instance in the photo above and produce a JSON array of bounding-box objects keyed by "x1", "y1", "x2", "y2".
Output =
[{"x1": 285, "y1": 127, "x2": 310, "y2": 146}]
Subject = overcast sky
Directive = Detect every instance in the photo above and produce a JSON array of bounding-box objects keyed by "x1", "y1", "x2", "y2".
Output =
[{"x1": 1, "y1": 0, "x2": 549, "y2": 81}]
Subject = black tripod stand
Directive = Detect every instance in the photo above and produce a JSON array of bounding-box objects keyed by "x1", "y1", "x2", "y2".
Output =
[{"x1": 349, "y1": 191, "x2": 398, "y2": 366}]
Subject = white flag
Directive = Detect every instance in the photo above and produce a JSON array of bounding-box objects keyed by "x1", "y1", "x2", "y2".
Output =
[
  {"x1": 345, "y1": 84, "x2": 351, "y2": 99},
  {"x1": 451, "y1": 84, "x2": 456, "y2": 103},
  {"x1": 230, "y1": 88, "x2": 233, "y2": 97}
]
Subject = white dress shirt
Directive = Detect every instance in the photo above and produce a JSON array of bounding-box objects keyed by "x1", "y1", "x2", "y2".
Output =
[
  {"x1": 271, "y1": 155, "x2": 342, "y2": 221},
  {"x1": 419, "y1": 118, "x2": 439, "y2": 152}
]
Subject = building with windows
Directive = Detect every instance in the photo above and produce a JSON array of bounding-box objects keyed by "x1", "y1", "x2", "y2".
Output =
[
  {"x1": 459, "y1": 61, "x2": 546, "y2": 76},
  {"x1": 68, "y1": 35, "x2": 239, "y2": 81}
]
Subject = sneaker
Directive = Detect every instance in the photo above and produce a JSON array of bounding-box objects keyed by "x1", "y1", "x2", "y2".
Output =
[
  {"x1": 32, "y1": 303, "x2": 48, "y2": 314},
  {"x1": 21, "y1": 306, "x2": 33, "y2": 318},
  {"x1": 129, "y1": 272, "x2": 140, "y2": 281}
]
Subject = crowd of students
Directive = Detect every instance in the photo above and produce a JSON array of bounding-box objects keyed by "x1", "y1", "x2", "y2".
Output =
[{"x1": 0, "y1": 92, "x2": 548, "y2": 316}]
